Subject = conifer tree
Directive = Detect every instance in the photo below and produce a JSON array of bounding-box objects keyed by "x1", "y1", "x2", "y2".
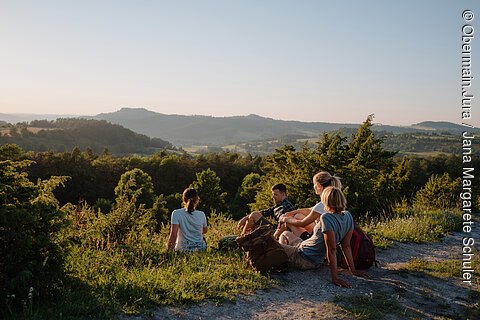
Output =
[{"x1": 191, "y1": 168, "x2": 227, "y2": 215}]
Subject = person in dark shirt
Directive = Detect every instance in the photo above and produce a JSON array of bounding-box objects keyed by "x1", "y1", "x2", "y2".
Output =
[{"x1": 237, "y1": 183, "x2": 295, "y2": 234}]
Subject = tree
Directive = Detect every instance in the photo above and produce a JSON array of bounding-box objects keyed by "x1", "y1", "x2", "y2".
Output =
[
  {"x1": 341, "y1": 115, "x2": 401, "y2": 216},
  {"x1": 191, "y1": 168, "x2": 227, "y2": 215},
  {"x1": 0, "y1": 160, "x2": 67, "y2": 313},
  {"x1": 238, "y1": 173, "x2": 262, "y2": 205},
  {"x1": 0, "y1": 144, "x2": 24, "y2": 161},
  {"x1": 150, "y1": 194, "x2": 170, "y2": 226},
  {"x1": 413, "y1": 173, "x2": 462, "y2": 211},
  {"x1": 114, "y1": 168, "x2": 155, "y2": 208},
  {"x1": 250, "y1": 115, "x2": 408, "y2": 218},
  {"x1": 232, "y1": 172, "x2": 262, "y2": 219}
]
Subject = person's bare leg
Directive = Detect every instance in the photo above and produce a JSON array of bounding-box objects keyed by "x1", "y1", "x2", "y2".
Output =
[
  {"x1": 279, "y1": 231, "x2": 289, "y2": 244},
  {"x1": 286, "y1": 213, "x2": 314, "y2": 236},
  {"x1": 242, "y1": 211, "x2": 263, "y2": 234},
  {"x1": 294, "y1": 213, "x2": 315, "y2": 235},
  {"x1": 274, "y1": 222, "x2": 288, "y2": 240},
  {"x1": 279, "y1": 231, "x2": 301, "y2": 245},
  {"x1": 237, "y1": 215, "x2": 248, "y2": 231},
  {"x1": 286, "y1": 213, "x2": 308, "y2": 237}
]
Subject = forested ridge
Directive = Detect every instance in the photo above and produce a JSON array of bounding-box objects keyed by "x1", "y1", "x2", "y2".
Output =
[
  {"x1": 0, "y1": 118, "x2": 172, "y2": 155},
  {"x1": 92, "y1": 107, "x2": 477, "y2": 146},
  {"x1": 1, "y1": 116, "x2": 477, "y2": 158}
]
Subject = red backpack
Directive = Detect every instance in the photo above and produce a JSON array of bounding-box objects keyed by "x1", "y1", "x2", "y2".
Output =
[{"x1": 338, "y1": 224, "x2": 377, "y2": 270}]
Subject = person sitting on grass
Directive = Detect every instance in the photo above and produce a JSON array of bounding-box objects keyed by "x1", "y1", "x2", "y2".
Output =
[
  {"x1": 279, "y1": 186, "x2": 370, "y2": 288},
  {"x1": 237, "y1": 183, "x2": 295, "y2": 234},
  {"x1": 166, "y1": 188, "x2": 208, "y2": 252},
  {"x1": 275, "y1": 171, "x2": 342, "y2": 242}
]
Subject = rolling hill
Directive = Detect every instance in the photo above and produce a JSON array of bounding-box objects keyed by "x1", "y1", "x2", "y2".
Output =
[
  {"x1": 91, "y1": 108, "x2": 477, "y2": 146},
  {"x1": 1, "y1": 108, "x2": 477, "y2": 148}
]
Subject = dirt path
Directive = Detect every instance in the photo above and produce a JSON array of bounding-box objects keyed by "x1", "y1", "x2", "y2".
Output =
[{"x1": 128, "y1": 227, "x2": 479, "y2": 320}]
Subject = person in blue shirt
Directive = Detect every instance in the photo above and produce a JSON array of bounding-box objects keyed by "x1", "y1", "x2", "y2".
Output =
[{"x1": 280, "y1": 186, "x2": 370, "y2": 288}]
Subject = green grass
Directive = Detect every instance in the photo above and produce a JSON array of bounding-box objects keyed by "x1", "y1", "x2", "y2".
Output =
[
  {"x1": 400, "y1": 258, "x2": 462, "y2": 278},
  {"x1": 333, "y1": 293, "x2": 401, "y2": 320},
  {"x1": 61, "y1": 248, "x2": 269, "y2": 316},
  {"x1": 400, "y1": 254, "x2": 480, "y2": 279},
  {"x1": 6, "y1": 208, "x2": 466, "y2": 319},
  {"x1": 17, "y1": 213, "x2": 271, "y2": 319},
  {"x1": 364, "y1": 210, "x2": 462, "y2": 248}
]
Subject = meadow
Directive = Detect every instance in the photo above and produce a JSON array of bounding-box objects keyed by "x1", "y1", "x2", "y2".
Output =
[{"x1": 7, "y1": 206, "x2": 463, "y2": 319}]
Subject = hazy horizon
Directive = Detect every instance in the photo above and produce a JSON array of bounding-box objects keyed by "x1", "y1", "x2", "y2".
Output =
[
  {"x1": 0, "y1": 106, "x2": 469, "y2": 127},
  {"x1": 1, "y1": 1, "x2": 479, "y2": 126}
]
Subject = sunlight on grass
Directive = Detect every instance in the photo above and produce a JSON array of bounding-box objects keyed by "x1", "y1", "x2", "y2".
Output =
[
  {"x1": 400, "y1": 255, "x2": 480, "y2": 279},
  {"x1": 56, "y1": 213, "x2": 271, "y2": 318},
  {"x1": 364, "y1": 210, "x2": 462, "y2": 248},
  {"x1": 24, "y1": 210, "x2": 465, "y2": 319}
]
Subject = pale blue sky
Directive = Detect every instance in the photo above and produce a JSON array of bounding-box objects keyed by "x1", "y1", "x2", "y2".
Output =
[{"x1": 1, "y1": 0, "x2": 479, "y2": 126}]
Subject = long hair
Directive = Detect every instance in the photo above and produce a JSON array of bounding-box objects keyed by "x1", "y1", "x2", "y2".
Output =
[
  {"x1": 313, "y1": 171, "x2": 342, "y2": 189},
  {"x1": 183, "y1": 188, "x2": 199, "y2": 213}
]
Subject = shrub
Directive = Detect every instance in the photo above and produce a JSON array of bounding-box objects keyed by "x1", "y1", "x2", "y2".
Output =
[
  {"x1": 115, "y1": 168, "x2": 155, "y2": 208},
  {"x1": 93, "y1": 197, "x2": 112, "y2": 213},
  {"x1": 0, "y1": 160, "x2": 67, "y2": 315},
  {"x1": 413, "y1": 173, "x2": 462, "y2": 211},
  {"x1": 191, "y1": 168, "x2": 227, "y2": 215}
]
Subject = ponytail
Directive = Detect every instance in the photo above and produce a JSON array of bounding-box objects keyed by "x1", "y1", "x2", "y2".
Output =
[
  {"x1": 313, "y1": 171, "x2": 342, "y2": 189},
  {"x1": 182, "y1": 188, "x2": 199, "y2": 213}
]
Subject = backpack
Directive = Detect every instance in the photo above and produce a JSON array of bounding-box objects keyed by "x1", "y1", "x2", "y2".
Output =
[
  {"x1": 337, "y1": 224, "x2": 377, "y2": 270},
  {"x1": 236, "y1": 225, "x2": 288, "y2": 273}
]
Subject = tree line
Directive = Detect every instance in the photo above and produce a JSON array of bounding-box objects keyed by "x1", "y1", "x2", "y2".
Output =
[
  {"x1": 224, "y1": 129, "x2": 479, "y2": 156},
  {"x1": 1, "y1": 116, "x2": 476, "y2": 222}
]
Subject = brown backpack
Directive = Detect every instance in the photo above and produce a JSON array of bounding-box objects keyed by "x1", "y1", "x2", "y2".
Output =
[{"x1": 236, "y1": 225, "x2": 288, "y2": 273}]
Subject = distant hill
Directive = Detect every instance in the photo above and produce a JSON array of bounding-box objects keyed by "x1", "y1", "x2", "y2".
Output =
[
  {"x1": 411, "y1": 121, "x2": 472, "y2": 132},
  {"x1": 0, "y1": 118, "x2": 172, "y2": 155},
  {"x1": 2, "y1": 108, "x2": 477, "y2": 147},
  {"x1": 91, "y1": 108, "x2": 478, "y2": 146},
  {"x1": 0, "y1": 113, "x2": 83, "y2": 124},
  {"x1": 90, "y1": 108, "x2": 360, "y2": 145}
]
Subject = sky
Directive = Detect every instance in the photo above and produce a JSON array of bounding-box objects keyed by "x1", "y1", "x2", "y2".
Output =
[{"x1": 1, "y1": 0, "x2": 479, "y2": 126}]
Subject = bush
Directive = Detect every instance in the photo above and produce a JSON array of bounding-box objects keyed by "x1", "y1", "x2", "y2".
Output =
[
  {"x1": 413, "y1": 173, "x2": 462, "y2": 211},
  {"x1": 115, "y1": 168, "x2": 155, "y2": 208},
  {"x1": 191, "y1": 168, "x2": 227, "y2": 215},
  {"x1": 0, "y1": 160, "x2": 67, "y2": 315},
  {"x1": 93, "y1": 197, "x2": 112, "y2": 213}
]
